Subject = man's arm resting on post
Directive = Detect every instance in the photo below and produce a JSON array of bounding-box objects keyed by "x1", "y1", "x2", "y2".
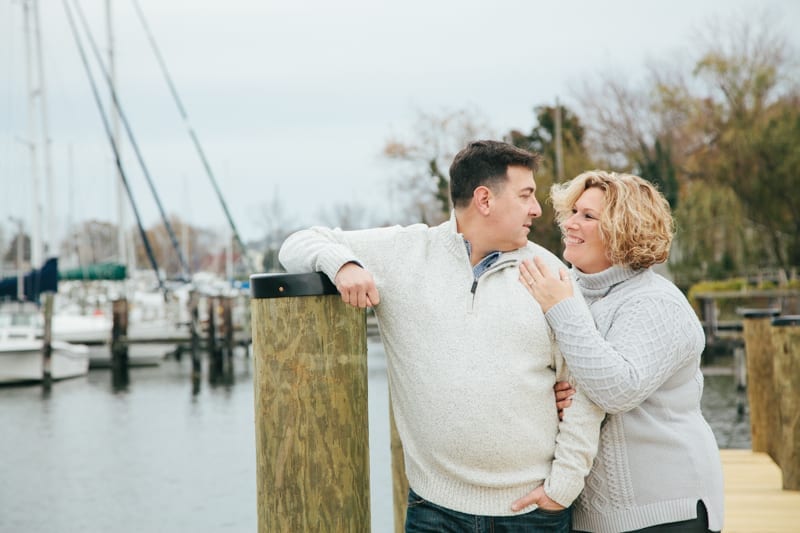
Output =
[{"x1": 278, "y1": 227, "x2": 381, "y2": 309}]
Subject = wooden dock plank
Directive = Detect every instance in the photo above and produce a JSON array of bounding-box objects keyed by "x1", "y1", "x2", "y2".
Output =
[{"x1": 721, "y1": 449, "x2": 800, "y2": 532}]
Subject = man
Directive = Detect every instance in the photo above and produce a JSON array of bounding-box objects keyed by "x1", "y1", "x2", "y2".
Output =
[{"x1": 279, "y1": 140, "x2": 602, "y2": 532}]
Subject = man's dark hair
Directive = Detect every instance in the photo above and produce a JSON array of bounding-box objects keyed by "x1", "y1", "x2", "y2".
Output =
[{"x1": 449, "y1": 140, "x2": 541, "y2": 208}]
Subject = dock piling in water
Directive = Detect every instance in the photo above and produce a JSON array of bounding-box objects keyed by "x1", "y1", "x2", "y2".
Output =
[
  {"x1": 221, "y1": 296, "x2": 234, "y2": 382},
  {"x1": 42, "y1": 292, "x2": 54, "y2": 388},
  {"x1": 188, "y1": 290, "x2": 201, "y2": 391},
  {"x1": 111, "y1": 298, "x2": 129, "y2": 389}
]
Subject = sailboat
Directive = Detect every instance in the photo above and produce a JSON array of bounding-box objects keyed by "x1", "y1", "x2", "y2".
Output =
[
  {"x1": 0, "y1": 303, "x2": 89, "y2": 385},
  {"x1": 53, "y1": 266, "x2": 180, "y2": 368},
  {"x1": 42, "y1": 0, "x2": 189, "y2": 368},
  {"x1": 0, "y1": 2, "x2": 89, "y2": 385},
  {"x1": 0, "y1": 261, "x2": 89, "y2": 385}
]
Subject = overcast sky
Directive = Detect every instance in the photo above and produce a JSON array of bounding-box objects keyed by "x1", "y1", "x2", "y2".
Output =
[{"x1": 2, "y1": 0, "x2": 799, "y2": 253}]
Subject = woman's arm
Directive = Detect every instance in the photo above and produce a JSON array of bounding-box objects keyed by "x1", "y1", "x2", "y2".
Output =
[{"x1": 544, "y1": 295, "x2": 703, "y2": 414}]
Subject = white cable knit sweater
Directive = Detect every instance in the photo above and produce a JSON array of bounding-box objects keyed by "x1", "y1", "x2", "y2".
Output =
[
  {"x1": 279, "y1": 215, "x2": 603, "y2": 516},
  {"x1": 545, "y1": 265, "x2": 725, "y2": 532}
]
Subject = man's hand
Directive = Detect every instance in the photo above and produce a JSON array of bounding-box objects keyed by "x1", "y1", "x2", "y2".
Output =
[
  {"x1": 511, "y1": 485, "x2": 566, "y2": 513},
  {"x1": 554, "y1": 381, "x2": 575, "y2": 421},
  {"x1": 334, "y1": 262, "x2": 380, "y2": 308}
]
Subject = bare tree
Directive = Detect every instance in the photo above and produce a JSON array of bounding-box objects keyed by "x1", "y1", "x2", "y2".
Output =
[
  {"x1": 383, "y1": 107, "x2": 495, "y2": 225},
  {"x1": 316, "y1": 202, "x2": 376, "y2": 231},
  {"x1": 575, "y1": 11, "x2": 800, "y2": 282}
]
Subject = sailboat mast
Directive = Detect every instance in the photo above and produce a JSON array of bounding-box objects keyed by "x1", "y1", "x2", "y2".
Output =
[
  {"x1": 71, "y1": 0, "x2": 191, "y2": 280},
  {"x1": 22, "y1": 0, "x2": 42, "y2": 269},
  {"x1": 106, "y1": 0, "x2": 129, "y2": 271},
  {"x1": 62, "y1": 0, "x2": 167, "y2": 297},
  {"x1": 132, "y1": 0, "x2": 255, "y2": 273},
  {"x1": 31, "y1": 0, "x2": 55, "y2": 258}
]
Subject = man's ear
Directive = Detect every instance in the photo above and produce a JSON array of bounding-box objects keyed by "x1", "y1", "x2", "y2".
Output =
[{"x1": 473, "y1": 186, "x2": 492, "y2": 215}]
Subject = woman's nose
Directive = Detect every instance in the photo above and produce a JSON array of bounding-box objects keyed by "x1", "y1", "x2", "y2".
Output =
[{"x1": 564, "y1": 213, "x2": 579, "y2": 228}]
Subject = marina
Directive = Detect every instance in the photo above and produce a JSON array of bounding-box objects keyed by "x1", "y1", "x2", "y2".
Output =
[{"x1": 1, "y1": 2, "x2": 798, "y2": 530}]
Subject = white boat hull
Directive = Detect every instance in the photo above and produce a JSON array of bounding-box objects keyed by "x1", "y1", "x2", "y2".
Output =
[
  {"x1": 52, "y1": 314, "x2": 184, "y2": 368},
  {"x1": 0, "y1": 339, "x2": 90, "y2": 384},
  {"x1": 86, "y1": 343, "x2": 171, "y2": 368},
  {"x1": 52, "y1": 314, "x2": 111, "y2": 344}
]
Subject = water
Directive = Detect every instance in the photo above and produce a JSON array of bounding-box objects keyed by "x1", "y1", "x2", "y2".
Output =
[{"x1": 0, "y1": 342, "x2": 748, "y2": 533}]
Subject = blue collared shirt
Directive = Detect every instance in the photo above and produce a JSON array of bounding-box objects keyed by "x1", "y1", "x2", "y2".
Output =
[{"x1": 464, "y1": 239, "x2": 501, "y2": 279}]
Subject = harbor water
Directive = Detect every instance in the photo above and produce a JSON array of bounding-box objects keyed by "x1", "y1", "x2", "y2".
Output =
[{"x1": 0, "y1": 340, "x2": 749, "y2": 532}]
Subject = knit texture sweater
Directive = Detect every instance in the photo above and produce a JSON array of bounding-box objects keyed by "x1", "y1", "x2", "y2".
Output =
[
  {"x1": 545, "y1": 265, "x2": 725, "y2": 532},
  {"x1": 279, "y1": 215, "x2": 604, "y2": 516}
]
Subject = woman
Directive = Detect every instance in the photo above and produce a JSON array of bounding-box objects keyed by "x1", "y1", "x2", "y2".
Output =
[{"x1": 517, "y1": 171, "x2": 724, "y2": 532}]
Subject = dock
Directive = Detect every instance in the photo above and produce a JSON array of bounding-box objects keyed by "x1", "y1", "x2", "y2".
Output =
[{"x1": 722, "y1": 449, "x2": 800, "y2": 532}]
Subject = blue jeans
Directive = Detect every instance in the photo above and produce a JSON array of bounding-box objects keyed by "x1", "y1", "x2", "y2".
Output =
[{"x1": 405, "y1": 488, "x2": 572, "y2": 532}]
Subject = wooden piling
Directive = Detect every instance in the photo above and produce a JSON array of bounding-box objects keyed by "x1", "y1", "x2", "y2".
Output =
[
  {"x1": 189, "y1": 290, "x2": 201, "y2": 392},
  {"x1": 41, "y1": 292, "x2": 54, "y2": 388},
  {"x1": 250, "y1": 272, "x2": 370, "y2": 532},
  {"x1": 700, "y1": 297, "x2": 718, "y2": 346},
  {"x1": 740, "y1": 308, "x2": 780, "y2": 461},
  {"x1": 207, "y1": 296, "x2": 222, "y2": 383},
  {"x1": 111, "y1": 298, "x2": 129, "y2": 388},
  {"x1": 770, "y1": 316, "x2": 800, "y2": 490},
  {"x1": 222, "y1": 296, "x2": 234, "y2": 382},
  {"x1": 390, "y1": 403, "x2": 408, "y2": 533}
]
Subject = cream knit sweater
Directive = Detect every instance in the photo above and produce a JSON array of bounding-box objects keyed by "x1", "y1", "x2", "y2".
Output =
[{"x1": 279, "y1": 215, "x2": 603, "y2": 516}]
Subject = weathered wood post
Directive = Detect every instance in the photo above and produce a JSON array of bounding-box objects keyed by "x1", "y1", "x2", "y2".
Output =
[
  {"x1": 250, "y1": 272, "x2": 370, "y2": 532},
  {"x1": 700, "y1": 296, "x2": 718, "y2": 348},
  {"x1": 207, "y1": 296, "x2": 222, "y2": 383},
  {"x1": 390, "y1": 405, "x2": 409, "y2": 533},
  {"x1": 770, "y1": 316, "x2": 800, "y2": 490},
  {"x1": 41, "y1": 292, "x2": 54, "y2": 388},
  {"x1": 111, "y1": 298, "x2": 129, "y2": 389},
  {"x1": 188, "y1": 290, "x2": 201, "y2": 393},
  {"x1": 739, "y1": 307, "x2": 780, "y2": 461},
  {"x1": 222, "y1": 295, "x2": 234, "y2": 382}
]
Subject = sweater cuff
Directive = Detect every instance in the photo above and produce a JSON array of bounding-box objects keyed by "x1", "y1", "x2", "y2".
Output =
[
  {"x1": 543, "y1": 470, "x2": 584, "y2": 508},
  {"x1": 546, "y1": 296, "x2": 591, "y2": 328},
  {"x1": 317, "y1": 250, "x2": 361, "y2": 284}
]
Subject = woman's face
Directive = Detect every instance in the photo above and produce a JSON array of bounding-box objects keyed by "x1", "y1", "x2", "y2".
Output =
[{"x1": 562, "y1": 187, "x2": 613, "y2": 274}]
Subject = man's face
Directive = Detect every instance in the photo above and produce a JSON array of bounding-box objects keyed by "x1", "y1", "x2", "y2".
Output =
[{"x1": 486, "y1": 165, "x2": 542, "y2": 251}]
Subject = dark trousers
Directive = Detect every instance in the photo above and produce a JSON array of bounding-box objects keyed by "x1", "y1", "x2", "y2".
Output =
[{"x1": 406, "y1": 488, "x2": 572, "y2": 533}]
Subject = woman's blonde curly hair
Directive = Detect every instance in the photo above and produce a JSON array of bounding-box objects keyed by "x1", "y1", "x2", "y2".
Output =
[{"x1": 550, "y1": 170, "x2": 674, "y2": 270}]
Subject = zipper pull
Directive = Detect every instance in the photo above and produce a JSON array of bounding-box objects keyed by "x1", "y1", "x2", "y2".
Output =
[{"x1": 470, "y1": 280, "x2": 478, "y2": 294}]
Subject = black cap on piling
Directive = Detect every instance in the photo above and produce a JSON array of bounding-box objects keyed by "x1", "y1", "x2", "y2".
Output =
[
  {"x1": 250, "y1": 272, "x2": 338, "y2": 299},
  {"x1": 737, "y1": 307, "x2": 781, "y2": 319},
  {"x1": 772, "y1": 315, "x2": 800, "y2": 327}
]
